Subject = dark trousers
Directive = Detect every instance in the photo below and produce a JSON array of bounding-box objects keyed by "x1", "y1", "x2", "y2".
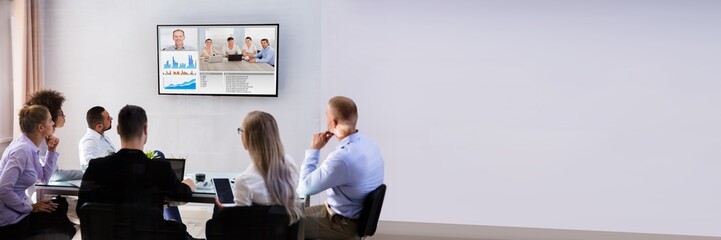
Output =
[{"x1": 0, "y1": 211, "x2": 76, "y2": 239}]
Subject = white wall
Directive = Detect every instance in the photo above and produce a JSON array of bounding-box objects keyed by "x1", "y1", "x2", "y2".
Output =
[
  {"x1": 320, "y1": 0, "x2": 721, "y2": 237},
  {"x1": 38, "y1": 0, "x2": 721, "y2": 238},
  {"x1": 0, "y1": 0, "x2": 13, "y2": 152},
  {"x1": 40, "y1": 0, "x2": 321, "y2": 176}
]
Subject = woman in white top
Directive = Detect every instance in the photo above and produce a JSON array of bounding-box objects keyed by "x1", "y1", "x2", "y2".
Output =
[
  {"x1": 221, "y1": 37, "x2": 241, "y2": 57},
  {"x1": 229, "y1": 111, "x2": 301, "y2": 223},
  {"x1": 200, "y1": 38, "x2": 218, "y2": 60},
  {"x1": 241, "y1": 37, "x2": 257, "y2": 60}
]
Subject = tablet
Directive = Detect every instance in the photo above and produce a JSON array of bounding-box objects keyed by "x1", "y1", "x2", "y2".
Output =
[{"x1": 213, "y1": 178, "x2": 235, "y2": 207}]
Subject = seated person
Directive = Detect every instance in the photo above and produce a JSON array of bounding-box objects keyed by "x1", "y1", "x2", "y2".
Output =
[
  {"x1": 26, "y1": 89, "x2": 83, "y2": 181},
  {"x1": 297, "y1": 96, "x2": 384, "y2": 239},
  {"x1": 249, "y1": 38, "x2": 276, "y2": 66},
  {"x1": 222, "y1": 37, "x2": 241, "y2": 57},
  {"x1": 240, "y1": 36, "x2": 257, "y2": 61},
  {"x1": 200, "y1": 38, "x2": 219, "y2": 60},
  {"x1": 0, "y1": 105, "x2": 76, "y2": 239},
  {"x1": 78, "y1": 105, "x2": 199, "y2": 240},
  {"x1": 220, "y1": 111, "x2": 301, "y2": 224},
  {"x1": 78, "y1": 106, "x2": 116, "y2": 171}
]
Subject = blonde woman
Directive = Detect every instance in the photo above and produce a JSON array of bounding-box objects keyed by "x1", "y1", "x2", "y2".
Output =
[
  {"x1": 0, "y1": 105, "x2": 75, "y2": 238},
  {"x1": 230, "y1": 111, "x2": 301, "y2": 223}
]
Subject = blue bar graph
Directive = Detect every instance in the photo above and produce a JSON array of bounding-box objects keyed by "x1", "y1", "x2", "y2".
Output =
[{"x1": 163, "y1": 55, "x2": 197, "y2": 69}]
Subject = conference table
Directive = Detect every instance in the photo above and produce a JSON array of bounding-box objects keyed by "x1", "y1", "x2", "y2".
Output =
[
  {"x1": 34, "y1": 172, "x2": 238, "y2": 204},
  {"x1": 198, "y1": 58, "x2": 274, "y2": 72}
]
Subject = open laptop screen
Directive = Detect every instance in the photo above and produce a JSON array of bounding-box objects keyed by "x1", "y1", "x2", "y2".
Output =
[{"x1": 158, "y1": 158, "x2": 186, "y2": 180}]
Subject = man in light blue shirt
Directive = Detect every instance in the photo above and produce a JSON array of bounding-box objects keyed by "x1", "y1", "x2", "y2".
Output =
[
  {"x1": 162, "y1": 29, "x2": 195, "y2": 51},
  {"x1": 250, "y1": 38, "x2": 275, "y2": 66},
  {"x1": 298, "y1": 96, "x2": 384, "y2": 239}
]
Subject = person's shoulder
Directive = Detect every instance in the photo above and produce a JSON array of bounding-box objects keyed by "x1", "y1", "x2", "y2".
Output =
[{"x1": 6, "y1": 143, "x2": 33, "y2": 165}]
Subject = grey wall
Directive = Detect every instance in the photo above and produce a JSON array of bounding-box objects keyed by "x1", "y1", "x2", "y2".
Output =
[{"x1": 320, "y1": 0, "x2": 721, "y2": 237}]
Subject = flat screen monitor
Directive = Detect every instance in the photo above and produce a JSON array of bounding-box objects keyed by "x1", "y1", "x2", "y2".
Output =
[
  {"x1": 158, "y1": 158, "x2": 186, "y2": 180},
  {"x1": 157, "y1": 24, "x2": 279, "y2": 96}
]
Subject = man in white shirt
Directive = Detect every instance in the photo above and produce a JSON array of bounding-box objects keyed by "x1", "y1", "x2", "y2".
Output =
[{"x1": 78, "y1": 106, "x2": 116, "y2": 171}]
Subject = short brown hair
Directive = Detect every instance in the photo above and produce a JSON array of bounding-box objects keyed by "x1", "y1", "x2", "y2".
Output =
[
  {"x1": 19, "y1": 105, "x2": 49, "y2": 134},
  {"x1": 328, "y1": 96, "x2": 358, "y2": 127},
  {"x1": 86, "y1": 106, "x2": 106, "y2": 128}
]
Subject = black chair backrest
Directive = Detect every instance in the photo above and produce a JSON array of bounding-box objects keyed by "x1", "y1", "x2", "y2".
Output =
[
  {"x1": 78, "y1": 202, "x2": 185, "y2": 240},
  {"x1": 205, "y1": 205, "x2": 299, "y2": 240},
  {"x1": 357, "y1": 184, "x2": 387, "y2": 237}
]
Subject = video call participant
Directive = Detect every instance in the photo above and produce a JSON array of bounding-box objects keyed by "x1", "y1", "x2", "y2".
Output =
[
  {"x1": 200, "y1": 38, "x2": 219, "y2": 60},
  {"x1": 241, "y1": 36, "x2": 257, "y2": 61},
  {"x1": 222, "y1": 36, "x2": 241, "y2": 56},
  {"x1": 78, "y1": 106, "x2": 116, "y2": 171},
  {"x1": 78, "y1": 105, "x2": 199, "y2": 240},
  {"x1": 249, "y1": 38, "x2": 275, "y2": 67},
  {"x1": 0, "y1": 105, "x2": 76, "y2": 239},
  {"x1": 162, "y1": 29, "x2": 195, "y2": 51},
  {"x1": 297, "y1": 96, "x2": 385, "y2": 239}
]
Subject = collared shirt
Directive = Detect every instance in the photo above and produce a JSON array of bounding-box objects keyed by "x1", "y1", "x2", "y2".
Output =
[
  {"x1": 0, "y1": 134, "x2": 58, "y2": 226},
  {"x1": 222, "y1": 44, "x2": 241, "y2": 55},
  {"x1": 252, "y1": 46, "x2": 276, "y2": 66},
  {"x1": 298, "y1": 131, "x2": 384, "y2": 219},
  {"x1": 162, "y1": 44, "x2": 195, "y2": 51},
  {"x1": 78, "y1": 128, "x2": 116, "y2": 171},
  {"x1": 233, "y1": 155, "x2": 298, "y2": 206}
]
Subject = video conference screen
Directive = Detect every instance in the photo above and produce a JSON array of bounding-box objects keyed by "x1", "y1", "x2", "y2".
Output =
[{"x1": 157, "y1": 24, "x2": 278, "y2": 96}]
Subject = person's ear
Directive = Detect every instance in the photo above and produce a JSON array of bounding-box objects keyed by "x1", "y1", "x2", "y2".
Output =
[{"x1": 331, "y1": 118, "x2": 339, "y2": 129}]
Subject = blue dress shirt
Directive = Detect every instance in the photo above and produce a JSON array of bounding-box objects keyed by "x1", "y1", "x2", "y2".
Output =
[
  {"x1": 298, "y1": 131, "x2": 384, "y2": 219},
  {"x1": 253, "y1": 46, "x2": 276, "y2": 66}
]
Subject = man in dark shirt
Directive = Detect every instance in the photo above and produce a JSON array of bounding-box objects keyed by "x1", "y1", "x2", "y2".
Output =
[{"x1": 78, "y1": 105, "x2": 197, "y2": 239}]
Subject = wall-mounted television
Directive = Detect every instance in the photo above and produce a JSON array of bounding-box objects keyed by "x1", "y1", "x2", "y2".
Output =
[{"x1": 157, "y1": 24, "x2": 278, "y2": 96}]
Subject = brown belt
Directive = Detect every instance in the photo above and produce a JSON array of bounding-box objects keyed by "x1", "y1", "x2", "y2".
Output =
[{"x1": 324, "y1": 202, "x2": 357, "y2": 223}]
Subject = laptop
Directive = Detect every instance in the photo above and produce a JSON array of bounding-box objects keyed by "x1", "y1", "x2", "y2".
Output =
[
  {"x1": 208, "y1": 55, "x2": 223, "y2": 63},
  {"x1": 227, "y1": 54, "x2": 243, "y2": 61},
  {"x1": 158, "y1": 158, "x2": 186, "y2": 180}
]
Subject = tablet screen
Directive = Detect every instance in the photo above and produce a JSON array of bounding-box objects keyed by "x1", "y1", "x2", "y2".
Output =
[{"x1": 213, "y1": 178, "x2": 234, "y2": 204}]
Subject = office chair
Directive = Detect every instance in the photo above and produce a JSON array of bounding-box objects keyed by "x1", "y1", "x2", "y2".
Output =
[
  {"x1": 357, "y1": 184, "x2": 386, "y2": 238},
  {"x1": 78, "y1": 202, "x2": 186, "y2": 240},
  {"x1": 205, "y1": 205, "x2": 300, "y2": 240}
]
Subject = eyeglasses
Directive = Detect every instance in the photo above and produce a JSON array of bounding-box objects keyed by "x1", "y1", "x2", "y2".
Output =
[{"x1": 237, "y1": 127, "x2": 243, "y2": 135}]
